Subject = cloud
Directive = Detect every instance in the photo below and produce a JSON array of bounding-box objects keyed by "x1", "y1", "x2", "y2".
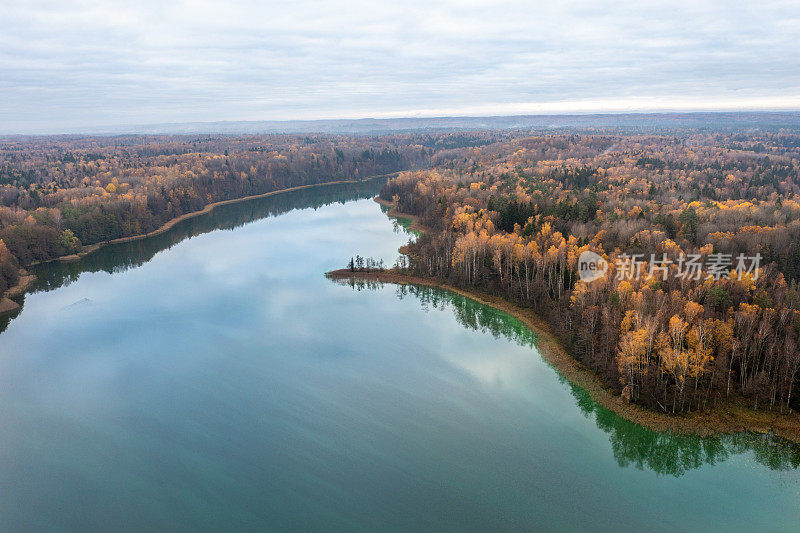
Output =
[{"x1": 1, "y1": 0, "x2": 799, "y2": 132}]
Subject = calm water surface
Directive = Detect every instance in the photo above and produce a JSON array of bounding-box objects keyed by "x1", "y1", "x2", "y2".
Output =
[{"x1": 0, "y1": 180, "x2": 798, "y2": 531}]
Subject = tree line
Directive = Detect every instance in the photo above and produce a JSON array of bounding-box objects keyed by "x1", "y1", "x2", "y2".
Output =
[
  {"x1": 381, "y1": 131, "x2": 800, "y2": 414},
  {"x1": 0, "y1": 132, "x2": 517, "y2": 291}
]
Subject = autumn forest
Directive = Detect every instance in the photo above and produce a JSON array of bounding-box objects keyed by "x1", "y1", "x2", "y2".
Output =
[
  {"x1": 4, "y1": 127, "x2": 800, "y2": 421},
  {"x1": 380, "y1": 129, "x2": 800, "y2": 415},
  {"x1": 0, "y1": 133, "x2": 459, "y2": 293}
]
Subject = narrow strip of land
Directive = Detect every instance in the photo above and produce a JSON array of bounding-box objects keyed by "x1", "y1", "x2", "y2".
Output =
[
  {"x1": 328, "y1": 197, "x2": 800, "y2": 444},
  {"x1": 48, "y1": 175, "x2": 398, "y2": 264},
  {"x1": 1, "y1": 174, "x2": 395, "y2": 314}
]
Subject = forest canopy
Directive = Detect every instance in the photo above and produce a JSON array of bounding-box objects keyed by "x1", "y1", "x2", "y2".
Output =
[
  {"x1": 5, "y1": 128, "x2": 800, "y2": 418},
  {"x1": 380, "y1": 130, "x2": 800, "y2": 414},
  {"x1": 0, "y1": 132, "x2": 521, "y2": 290}
]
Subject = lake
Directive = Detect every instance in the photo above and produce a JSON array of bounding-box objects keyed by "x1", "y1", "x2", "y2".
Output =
[{"x1": 0, "y1": 179, "x2": 798, "y2": 531}]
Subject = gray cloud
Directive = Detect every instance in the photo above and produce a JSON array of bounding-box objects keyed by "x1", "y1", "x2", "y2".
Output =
[{"x1": 1, "y1": 0, "x2": 799, "y2": 133}]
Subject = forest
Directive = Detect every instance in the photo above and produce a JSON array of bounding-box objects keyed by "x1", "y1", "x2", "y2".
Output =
[
  {"x1": 0, "y1": 132, "x2": 518, "y2": 295},
  {"x1": 6, "y1": 128, "x2": 800, "y2": 418},
  {"x1": 380, "y1": 130, "x2": 800, "y2": 414}
]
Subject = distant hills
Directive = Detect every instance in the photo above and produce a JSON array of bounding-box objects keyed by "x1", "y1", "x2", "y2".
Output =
[{"x1": 8, "y1": 112, "x2": 800, "y2": 137}]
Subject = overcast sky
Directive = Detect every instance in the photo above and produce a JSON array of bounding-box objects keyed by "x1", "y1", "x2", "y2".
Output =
[{"x1": 1, "y1": 0, "x2": 799, "y2": 133}]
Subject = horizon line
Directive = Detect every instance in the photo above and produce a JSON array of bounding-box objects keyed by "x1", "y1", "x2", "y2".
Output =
[{"x1": 4, "y1": 108, "x2": 800, "y2": 137}]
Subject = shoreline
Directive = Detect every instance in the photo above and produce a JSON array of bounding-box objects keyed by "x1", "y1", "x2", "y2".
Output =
[
  {"x1": 327, "y1": 268, "x2": 800, "y2": 444},
  {"x1": 45, "y1": 175, "x2": 398, "y2": 265},
  {"x1": 0, "y1": 270, "x2": 36, "y2": 316},
  {"x1": 0, "y1": 174, "x2": 395, "y2": 315},
  {"x1": 374, "y1": 196, "x2": 428, "y2": 233},
  {"x1": 349, "y1": 196, "x2": 800, "y2": 443}
]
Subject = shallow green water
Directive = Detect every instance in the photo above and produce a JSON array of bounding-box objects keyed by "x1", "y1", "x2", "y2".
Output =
[{"x1": 0, "y1": 179, "x2": 798, "y2": 531}]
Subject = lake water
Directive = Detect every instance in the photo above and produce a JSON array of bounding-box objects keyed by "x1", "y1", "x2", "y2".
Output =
[{"x1": 1, "y1": 179, "x2": 799, "y2": 531}]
